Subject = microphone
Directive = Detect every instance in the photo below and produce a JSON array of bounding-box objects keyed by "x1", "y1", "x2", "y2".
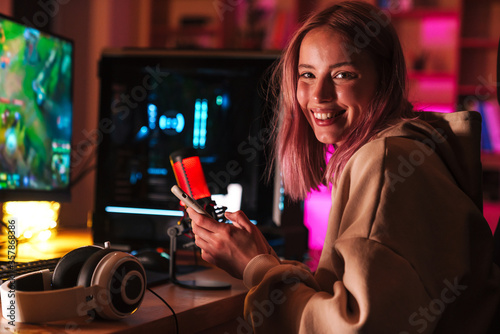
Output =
[
  {"x1": 169, "y1": 147, "x2": 226, "y2": 221},
  {"x1": 168, "y1": 148, "x2": 232, "y2": 290},
  {"x1": 170, "y1": 147, "x2": 211, "y2": 199}
]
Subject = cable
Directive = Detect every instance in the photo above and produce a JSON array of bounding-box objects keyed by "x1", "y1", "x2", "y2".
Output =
[{"x1": 147, "y1": 287, "x2": 178, "y2": 334}]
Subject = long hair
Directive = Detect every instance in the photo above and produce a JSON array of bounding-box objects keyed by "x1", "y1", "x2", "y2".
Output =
[{"x1": 270, "y1": 1, "x2": 414, "y2": 200}]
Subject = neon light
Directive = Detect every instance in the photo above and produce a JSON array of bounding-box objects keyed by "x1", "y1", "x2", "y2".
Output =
[
  {"x1": 176, "y1": 113, "x2": 185, "y2": 133},
  {"x1": 159, "y1": 115, "x2": 167, "y2": 130},
  {"x1": 148, "y1": 104, "x2": 157, "y2": 113},
  {"x1": 159, "y1": 113, "x2": 185, "y2": 133},
  {"x1": 222, "y1": 94, "x2": 230, "y2": 109},
  {"x1": 148, "y1": 104, "x2": 157, "y2": 130},
  {"x1": 136, "y1": 126, "x2": 149, "y2": 140},
  {"x1": 105, "y1": 206, "x2": 184, "y2": 217},
  {"x1": 148, "y1": 167, "x2": 168, "y2": 175},
  {"x1": 129, "y1": 172, "x2": 142, "y2": 184},
  {"x1": 200, "y1": 99, "x2": 208, "y2": 148},
  {"x1": 200, "y1": 156, "x2": 217, "y2": 164},
  {"x1": 216, "y1": 95, "x2": 223, "y2": 106},
  {"x1": 193, "y1": 99, "x2": 201, "y2": 147}
]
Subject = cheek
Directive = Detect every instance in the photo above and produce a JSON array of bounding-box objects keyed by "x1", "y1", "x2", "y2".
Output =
[
  {"x1": 339, "y1": 84, "x2": 373, "y2": 109},
  {"x1": 296, "y1": 82, "x2": 308, "y2": 110}
]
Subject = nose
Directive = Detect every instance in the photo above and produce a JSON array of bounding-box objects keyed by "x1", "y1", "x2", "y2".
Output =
[{"x1": 312, "y1": 76, "x2": 335, "y2": 103}]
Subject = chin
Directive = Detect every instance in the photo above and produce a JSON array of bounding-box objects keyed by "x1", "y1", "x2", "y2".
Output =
[
  {"x1": 316, "y1": 138, "x2": 338, "y2": 145},
  {"x1": 315, "y1": 133, "x2": 343, "y2": 145}
]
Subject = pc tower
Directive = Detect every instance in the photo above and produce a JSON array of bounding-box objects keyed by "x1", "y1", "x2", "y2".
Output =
[{"x1": 92, "y1": 49, "x2": 303, "y2": 256}]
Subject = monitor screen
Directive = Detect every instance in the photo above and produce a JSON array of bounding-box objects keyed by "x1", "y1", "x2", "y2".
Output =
[
  {"x1": 93, "y1": 49, "x2": 279, "y2": 249},
  {"x1": 0, "y1": 14, "x2": 73, "y2": 201}
]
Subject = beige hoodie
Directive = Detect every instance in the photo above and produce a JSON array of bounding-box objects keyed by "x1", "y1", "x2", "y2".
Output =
[{"x1": 242, "y1": 111, "x2": 500, "y2": 333}]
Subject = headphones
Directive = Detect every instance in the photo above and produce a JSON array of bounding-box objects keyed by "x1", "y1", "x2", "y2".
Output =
[{"x1": 1, "y1": 243, "x2": 146, "y2": 323}]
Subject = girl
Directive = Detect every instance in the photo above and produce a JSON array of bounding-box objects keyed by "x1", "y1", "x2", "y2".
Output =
[{"x1": 189, "y1": 2, "x2": 500, "y2": 332}]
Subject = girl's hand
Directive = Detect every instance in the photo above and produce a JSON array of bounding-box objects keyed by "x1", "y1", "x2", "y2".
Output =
[{"x1": 187, "y1": 208, "x2": 273, "y2": 279}]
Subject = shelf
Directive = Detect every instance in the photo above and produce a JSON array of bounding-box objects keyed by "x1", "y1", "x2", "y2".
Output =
[
  {"x1": 482, "y1": 153, "x2": 500, "y2": 169},
  {"x1": 461, "y1": 38, "x2": 499, "y2": 48},
  {"x1": 151, "y1": 26, "x2": 220, "y2": 36},
  {"x1": 408, "y1": 71, "x2": 456, "y2": 80},
  {"x1": 459, "y1": 84, "x2": 497, "y2": 96},
  {"x1": 389, "y1": 8, "x2": 460, "y2": 19}
]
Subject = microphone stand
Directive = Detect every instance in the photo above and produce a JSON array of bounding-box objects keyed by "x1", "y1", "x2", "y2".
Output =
[
  {"x1": 168, "y1": 146, "x2": 231, "y2": 289},
  {"x1": 167, "y1": 220, "x2": 231, "y2": 290}
]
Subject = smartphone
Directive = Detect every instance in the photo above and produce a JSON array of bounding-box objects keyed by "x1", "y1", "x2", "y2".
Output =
[{"x1": 171, "y1": 185, "x2": 211, "y2": 217}]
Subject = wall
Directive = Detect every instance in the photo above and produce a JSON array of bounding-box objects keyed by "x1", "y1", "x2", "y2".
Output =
[{"x1": 0, "y1": 1, "x2": 12, "y2": 16}]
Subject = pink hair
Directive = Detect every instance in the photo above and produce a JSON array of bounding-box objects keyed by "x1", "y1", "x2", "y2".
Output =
[{"x1": 270, "y1": 1, "x2": 414, "y2": 200}]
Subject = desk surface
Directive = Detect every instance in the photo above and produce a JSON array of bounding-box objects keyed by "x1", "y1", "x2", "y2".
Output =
[
  {"x1": 1, "y1": 268, "x2": 247, "y2": 333},
  {"x1": 0, "y1": 229, "x2": 248, "y2": 333}
]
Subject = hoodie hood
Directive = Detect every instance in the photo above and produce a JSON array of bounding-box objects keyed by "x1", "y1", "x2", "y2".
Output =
[{"x1": 376, "y1": 110, "x2": 483, "y2": 211}]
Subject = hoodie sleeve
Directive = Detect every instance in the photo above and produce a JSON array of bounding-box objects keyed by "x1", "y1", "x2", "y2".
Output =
[{"x1": 241, "y1": 136, "x2": 496, "y2": 333}]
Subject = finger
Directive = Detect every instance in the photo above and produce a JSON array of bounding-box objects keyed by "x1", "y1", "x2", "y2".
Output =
[
  {"x1": 199, "y1": 249, "x2": 215, "y2": 264},
  {"x1": 224, "y1": 211, "x2": 254, "y2": 232},
  {"x1": 191, "y1": 221, "x2": 214, "y2": 242},
  {"x1": 225, "y1": 212, "x2": 272, "y2": 254},
  {"x1": 186, "y1": 207, "x2": 222, "y2": 232},
  {"x1": 194, "y1": 234, "x2": 210, "y2": 250},
  {"x1": 190, "y1": 216, "x2": 211, "y2": 236},
  {"x1": 190, "y1": 215, "x2": 217, "y2": 242}
]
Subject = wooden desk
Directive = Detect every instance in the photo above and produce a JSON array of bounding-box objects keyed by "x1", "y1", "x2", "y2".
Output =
[
  {"x1": 0, "y1": 229, "x2": 248, "y2": 333},
  {"x1": 1, "y1": 268, "x2": 247, "y2": 333}
]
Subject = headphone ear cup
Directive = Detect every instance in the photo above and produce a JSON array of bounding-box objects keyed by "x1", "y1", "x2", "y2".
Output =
[
  {"x1": 77, "y1": 249, "x2": 146, "y2": 320},
  {"x1": 52, "y1": 245, "x2": 103, "y2": 289},
  {"x1": 76, "y1": 248, "x2": 115, "y2": 288}
]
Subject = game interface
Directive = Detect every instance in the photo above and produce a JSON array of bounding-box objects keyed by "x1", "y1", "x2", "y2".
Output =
[{"x1": 0, "y1": 16, "x2": 72, "y2": 192}]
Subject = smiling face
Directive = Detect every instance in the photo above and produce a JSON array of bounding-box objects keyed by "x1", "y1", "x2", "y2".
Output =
[{"x1": 297, "y1": 27, "x2": 379, "y2": 146}]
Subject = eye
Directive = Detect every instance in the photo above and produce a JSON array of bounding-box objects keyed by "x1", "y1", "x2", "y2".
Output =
[
  {"x1": 299, "y1": 72, "x2": 314, "y2": 79},
  {"x1": 333, "y1": 72, "x2": 356, "y2": 80}
]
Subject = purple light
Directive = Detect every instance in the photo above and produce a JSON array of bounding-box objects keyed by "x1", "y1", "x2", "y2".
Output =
[
  {"x1": 304, "y1": 184, "x2": 331, "y2": 250},
  {"x1": 422, "y1": 17, "x2": 458, "y2": 47},
  {"x1": 303, "y1": 148, "x2": 334, "y2": 252},
  {"x1": 414, "y1": 103, "x2": 454, "y2": 113}
]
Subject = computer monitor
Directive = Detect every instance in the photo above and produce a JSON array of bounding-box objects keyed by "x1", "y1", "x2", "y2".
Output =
[
  {"x1": 93, "y1": 49, "x2": 280, "y2": 249},
  {"x1": 0, "y1": 14, "x2": 73, "y2": 202}
]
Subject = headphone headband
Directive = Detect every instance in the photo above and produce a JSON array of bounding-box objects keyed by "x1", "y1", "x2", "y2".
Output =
[{"x1": 1, "y1": 270, "x2": 101, "y2": 323}]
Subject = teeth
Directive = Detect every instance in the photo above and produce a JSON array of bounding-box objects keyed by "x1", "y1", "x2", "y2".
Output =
[
  {"x1": 314, "y1": 113, "x2": 333, "y2": 120},
  {"x1": 313, "y1": 110, "x2": 345, "y2": 120}
]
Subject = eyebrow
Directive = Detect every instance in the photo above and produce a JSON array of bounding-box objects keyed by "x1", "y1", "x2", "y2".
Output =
[{"x1": 298, "y1": 61, "x2": 354, "y2": 70}]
